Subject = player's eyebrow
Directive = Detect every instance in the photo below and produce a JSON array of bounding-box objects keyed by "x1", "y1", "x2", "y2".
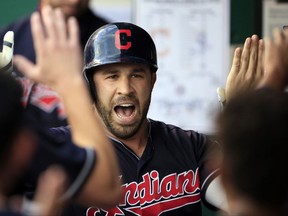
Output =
[
  {"x1": 132, "y1": 67, "x2": 147, "y2": 73},
  {"x1": 102, "y1": 69, "x2": 119, "y2": 74},
  {"x1": 99, "y1": 65, "x2": 149, "y2": 74}
]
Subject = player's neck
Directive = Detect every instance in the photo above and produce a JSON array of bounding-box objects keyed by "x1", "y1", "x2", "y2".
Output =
[{"x1": 114, "y1": 120, "x2": 149, "y2": 158}]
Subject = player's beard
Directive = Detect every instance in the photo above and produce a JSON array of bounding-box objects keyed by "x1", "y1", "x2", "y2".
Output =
[{"x1": 95, "y1": 94, "x2": 151, "y2": 140}]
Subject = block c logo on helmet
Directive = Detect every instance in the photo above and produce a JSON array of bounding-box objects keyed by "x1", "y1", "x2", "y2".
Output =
[{"x1": 115, "y1": 29, "x2": 132, "y2": 50}]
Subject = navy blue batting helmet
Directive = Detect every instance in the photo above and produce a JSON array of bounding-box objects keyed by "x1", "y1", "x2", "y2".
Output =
[{"x1": 83, "y1": 22, "x2": 158, "y2": 101}]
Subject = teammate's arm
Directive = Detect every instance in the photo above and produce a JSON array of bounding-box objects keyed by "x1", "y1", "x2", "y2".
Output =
[{"x1": 13, "y1": 6, "x2": 121, "y2": 208}]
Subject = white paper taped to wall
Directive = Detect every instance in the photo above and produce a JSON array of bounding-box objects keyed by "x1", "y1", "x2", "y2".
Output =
[{"x1": 134, "y1": 0, "x2": 230, "y2": 134}]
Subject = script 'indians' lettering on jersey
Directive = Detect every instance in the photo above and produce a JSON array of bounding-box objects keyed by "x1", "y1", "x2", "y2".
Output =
[
  {"x1": 16, "y1": 77, "x2": 66, "y2": 118},
  {"x1": 86, "y1": 169, "x2": 200, "y2": 216}
]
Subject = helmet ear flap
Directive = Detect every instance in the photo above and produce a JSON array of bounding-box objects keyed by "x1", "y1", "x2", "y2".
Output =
[{"x1": 84, "y1": 69, "x2": 97, "y2": 103}]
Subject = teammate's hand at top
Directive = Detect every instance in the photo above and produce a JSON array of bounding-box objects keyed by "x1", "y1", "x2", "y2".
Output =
[
  {"x1": 258, "y1": 28, "x2": 288, "y2": 91},
  {"x1": 13, "y1": 6, "x2": 83, "y2": 93},
  {"x1": 224, "y1": 34, "x2": 264, "y2": 101},
  {"x1": 0, "y1": 31, "x2": 14, "y2": 73}
]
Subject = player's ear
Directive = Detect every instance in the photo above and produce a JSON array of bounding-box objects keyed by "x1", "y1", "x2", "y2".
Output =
[{"x1": 151, "y1": 72, "x2": 157, "y2": 89}]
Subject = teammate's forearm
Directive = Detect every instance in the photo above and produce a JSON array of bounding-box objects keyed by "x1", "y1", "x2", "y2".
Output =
[{"x1": 58, "y1": 74, "x2": 121, "y2": 207}]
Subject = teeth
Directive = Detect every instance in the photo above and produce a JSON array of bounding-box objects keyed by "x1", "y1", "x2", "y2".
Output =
[{"x1": 119, "y1": 104, "x2": 133, "y2": 107}]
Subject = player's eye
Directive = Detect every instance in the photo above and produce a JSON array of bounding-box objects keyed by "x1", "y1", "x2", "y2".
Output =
[
  {"x1": 106, "y1": 74, "x2": 118, "y2": 79},
  {"x1": 131, "y1": 73, "x2": 143, "y2": 78}
]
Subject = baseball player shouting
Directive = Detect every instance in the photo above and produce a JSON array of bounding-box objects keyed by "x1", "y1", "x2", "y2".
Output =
[
  {"x1": 6, "y1": 5, "x2": 229, "y2": 216},
  {"x1": 61, "y1": 21, "x2": 228, "y2": 215}
]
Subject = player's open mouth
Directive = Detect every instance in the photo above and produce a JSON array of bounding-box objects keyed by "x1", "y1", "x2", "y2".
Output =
[{"x1": 114, "y1": 103, "x2": 137, "y2": 123}]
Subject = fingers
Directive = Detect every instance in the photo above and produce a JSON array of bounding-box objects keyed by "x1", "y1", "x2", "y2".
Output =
[
  {"x1": 26, "y1": 5, "x2": 81, "y2": 86},
  {"x1": 226, "y1": 47, "x2": 241, "y2": 81},
  {"x1": 41, "y1": 6, "x2": 57, "y2": 43},
  {"x1": 273, "y1": 28, "x2": 285, "y2": 44},
  {"x1": 226, "y1": 46, "x2": 241, "y2": 85},
  {"x1": 55, "y1": 8, "x2": 67, "y2": 44},
  {"x1": 260, "y1": 28, "x2": 288, "y2": 91},
  {"x1": 255, "y1": 39, "x2": 264, "y2": 82},
  {"x1": 13, "y1": 55, "x2": 36, "y2": 79},
  {"x1": 246, "y1": 35, "x2": 259, "y2": 79},
  {"x1": 36, "y1": 6, "x2": 77, "y2": 48},
  {"x1": 231, "y1": 47, "x2": 242, "y2": 74},
  {"x1": 232, "y1": 35, "x2": 262, "y2": 84},
  {"x1": 263, "y1": 33, "x2": 272, "y2": 62},
  {"x1": 30, "y1": 12, "x2": 45, "y2": 57},
  {"x1": 224, "y1": 47, "x2": 242, "y2": 101},
  {"x1": 67, "y1": 16, "x2": 80, "y2": 46},
  {"x1": 31, "y1": 6, "x2": 67, "y2": 54},
  {"x1": 225, "y1": 35, "x2": 263, "y2": 101},
  {"x1": 239, "y1": 37, "x2": 252, "y2": 72}
]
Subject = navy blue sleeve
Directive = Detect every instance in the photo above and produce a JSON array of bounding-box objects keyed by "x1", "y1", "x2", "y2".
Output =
[{"x1": 25, "y1": 126, "x2": 96, "y2": 200}]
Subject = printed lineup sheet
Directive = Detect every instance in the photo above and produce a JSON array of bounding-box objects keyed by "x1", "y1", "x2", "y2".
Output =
[
  {"x1": 263, "y1": 0, "x2": 288, "y2": 38},
  {"x1": 134, "y1": 0, "x2": 230, "y2": 134}
]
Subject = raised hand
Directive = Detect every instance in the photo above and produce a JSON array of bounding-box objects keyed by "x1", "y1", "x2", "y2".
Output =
[
  {"x1": 13, "y1": 6, "x2": 83, "y2": 93},
  {"x1": 258, "y1": 28, "x2": 288, "y2": 91},
  {"x1": 224, "y1": 35, "x2": 264, "y2": 101},
  {"x1": 12, "y1": 5, "x2": 121, "y2": 208},
  {"x1": 0, "y1": 31, "x2": 14, "y2": 73}
]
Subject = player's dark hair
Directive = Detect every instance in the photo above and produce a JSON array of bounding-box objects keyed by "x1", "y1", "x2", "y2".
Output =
[
  {"x1": 0, "y1": 73, "x2": 24, "y2": 169},
  {"x1": 217, "y1": 88, "x2": 288, "y2": 208}
]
